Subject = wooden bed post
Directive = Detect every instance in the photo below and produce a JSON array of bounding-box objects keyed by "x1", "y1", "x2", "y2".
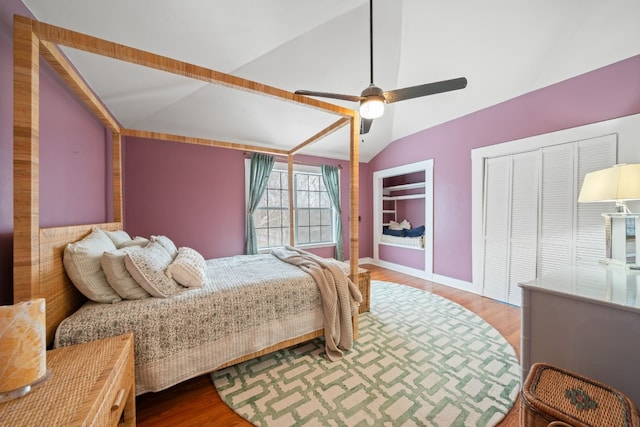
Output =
[
  {"x1": 349, "y1": 116, "x2": 359, "y2": 286},
  {"x1": 112, "y1": 133, "x2": 124, "y2": 223},
  {"x1": 13, "y1": 16, "x2": 40, "y2": 302}
]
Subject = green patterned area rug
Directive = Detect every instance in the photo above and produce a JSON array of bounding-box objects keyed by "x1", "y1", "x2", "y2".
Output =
[{"x1": 212, "y1": 280, "x2": 520, "y2": 426}]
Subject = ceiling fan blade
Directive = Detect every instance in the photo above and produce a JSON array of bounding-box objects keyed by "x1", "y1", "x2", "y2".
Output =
[
  {"x1": 295, "y1": 90, "x2": 362, "y2": 103},
  {"x1": 383, "y1": 77, "x2": 468, "y2": 104},
  {"x1": 360, "y1": 118, "x2": 373, "y2": 135}
]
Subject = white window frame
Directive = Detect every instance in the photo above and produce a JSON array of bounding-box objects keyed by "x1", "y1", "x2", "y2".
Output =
[{"x1": 244, "y1": 159, "x2": 338, "y2": 251}]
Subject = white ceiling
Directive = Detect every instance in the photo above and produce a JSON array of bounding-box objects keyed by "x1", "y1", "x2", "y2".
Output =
[{"x1": 22, "y1": 0, "x2": 640, "y2": 162}]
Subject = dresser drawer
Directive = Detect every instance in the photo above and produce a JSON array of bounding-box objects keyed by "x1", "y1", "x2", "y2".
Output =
[
  {"x1": 0, "y1": 333, "x2": 136, "y2": 426},
  {"x1": 93, "y1": 335, "x2": 135, "y2": 426}
]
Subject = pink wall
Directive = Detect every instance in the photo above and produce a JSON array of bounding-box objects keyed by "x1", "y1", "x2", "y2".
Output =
[
  {"x1": 1, "y1": 0, "x2": 112, "y2": 304},
  {"x1": 369, "y1": 54, "x2": 640, "y2": 282},
  {"x1": 39, "y1": 61, "x2": 112, "y2": 227},
  {"x1": 123, "y1": 137, "x2": 372, "y2": 261}
]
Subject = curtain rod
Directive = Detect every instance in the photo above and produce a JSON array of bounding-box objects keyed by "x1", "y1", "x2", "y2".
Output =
[{"x1": 243, "y1": 152, "x2": 342, "y2": 169}]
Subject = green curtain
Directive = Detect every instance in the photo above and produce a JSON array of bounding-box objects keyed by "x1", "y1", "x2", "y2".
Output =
[
  {"x1": 321, "y1": 164, "x2": 344, "y2": 261},
  {"x1": 245, "y1": 153, "x2": 275, "y2": 255}
]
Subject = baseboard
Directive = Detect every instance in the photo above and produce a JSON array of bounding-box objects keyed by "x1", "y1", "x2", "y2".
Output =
[
  {"x1": 366, "y1": 259, "x2": 431, "y2": 280},
  {"x1": 364, "y1": 259, "x2": 478, "y2": 295},
  {"x1": 431, "y1": 274, "x2": 477, "y2": 294}
]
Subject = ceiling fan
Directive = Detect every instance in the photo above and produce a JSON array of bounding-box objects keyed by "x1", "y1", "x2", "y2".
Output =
[{"x1": 295, "y1": 0, "x2": 467, "y2": 135}]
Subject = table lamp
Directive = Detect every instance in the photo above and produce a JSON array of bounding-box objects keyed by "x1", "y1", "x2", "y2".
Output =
[
  {"x1": 578, "y1": 163, "x2": 640, "y2": 267},
  {"x1": 0, "y1": 298, "x2": 48, "y2": 402}
]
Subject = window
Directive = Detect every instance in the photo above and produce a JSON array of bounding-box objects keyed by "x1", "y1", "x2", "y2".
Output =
[{"x1": 250, "y1": 162, "x2": 336, "y2": 250}]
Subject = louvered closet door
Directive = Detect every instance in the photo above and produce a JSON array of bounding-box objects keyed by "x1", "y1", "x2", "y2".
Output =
[
  {"x1": 482, "y1": 155, "x2": 511, "y2": 302},
  {"x1": 575, "y1": 135, "x2": 617, "y2": 263},
  {"x1": 538, "y1": 144, "x2": 575, "y2": 277},
  {"x1": 507, "y1": 151, "x2": 539, "y2": 305}
]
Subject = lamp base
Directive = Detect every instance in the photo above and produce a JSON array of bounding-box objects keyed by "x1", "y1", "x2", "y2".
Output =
[{"x1": 0, "y1": 369, "x2": 51, "y2": 403}]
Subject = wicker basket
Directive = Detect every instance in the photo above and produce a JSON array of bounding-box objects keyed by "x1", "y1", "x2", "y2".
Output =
[{"x1": 521, "y1": 363, "x2": 640, "y2": 427}]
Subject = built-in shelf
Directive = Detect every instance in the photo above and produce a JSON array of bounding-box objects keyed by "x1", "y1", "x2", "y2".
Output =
[
  {"x1": 382, "y1": 182, "x2": 426, "y2": 195},
  {"x1": 383, "y1": 194, "x2": 426, "y2": 201}
]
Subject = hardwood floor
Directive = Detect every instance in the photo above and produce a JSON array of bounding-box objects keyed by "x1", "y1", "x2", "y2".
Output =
[{"x1": 136, "y1": 264, "x2": 521, "y2": 426}]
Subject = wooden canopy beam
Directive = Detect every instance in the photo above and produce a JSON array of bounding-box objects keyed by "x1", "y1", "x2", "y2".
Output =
[
  {"x1": 122, "y1": 129, "x2": 291, "y2": 156},
  {"x1": 39, "y1": 38, "x2": 121, "y2": 133},
  {"x1": 30, "y1": 18, "x2": 355, "y2": 119},
  {"x1": 289, "y1": 117, "x2": 350, "y2": 155}
]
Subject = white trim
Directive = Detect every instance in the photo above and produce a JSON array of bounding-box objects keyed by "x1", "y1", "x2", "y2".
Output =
[
  {"x1": 373, "y1": 160, "x2": 434, "y2": 279},
  {"x1": 471, "y1": 113, "x2": 640, "y2": 296},
  {"x1": 368, "y1": 259, "x2": 429, "y2": 279},
  {"x1": 432, "y1": 274, "x2": 476, "y2": 294}
]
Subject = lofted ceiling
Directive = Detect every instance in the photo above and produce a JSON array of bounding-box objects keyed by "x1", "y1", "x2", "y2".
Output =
[{"x1": 21, "y1": 0, "x2": 640, "y2": 162}]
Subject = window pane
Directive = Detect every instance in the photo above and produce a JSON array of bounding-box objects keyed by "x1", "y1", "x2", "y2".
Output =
[
  {"x1": 321, "y1": 226, "x2": 333, "y2": 242},
  {"x1": 281, "y1": 189, "x2": 289, "y2": 207},
  {"x1": 268, "y1": 209, "x2": 282, "y2": 227},
  {"x1": 256, "y1": 228, "x2": 269, "y2": 248},
  {"x1": 282, "y1": 227, "x2": 290, "y2": 245},
  {"x1": 254, "y1": 210, "x2": 268, "y2": 228},
  {"x1": 297, "y1": 226, "x2": 309, "y2": 244},
  {"x1": 268, "y1": 228, "x2": 283, "y2": 247},
  {"x1": 267, "y1": 189, "x2": 280, "y2": 207},
  {"x1": 320, "y1": 209, "x2": 332, "y2": 224},
  {"x1": 309, "y1": 191, "x2": 319, "y2": 208},
  {"x1": 309, "y1": 209, "x2": 321, "y2": 226},
  {"x1": 297, "y1": 174, "x2": 308, "y2": 190},
  {"x1": 309, "y1": 175, "x2": 320, "y2": 191},
  {"x1": 267, "y1": 172, "x2": 281, "y2": 189},
  {"x1": 309, "y1": 226, "x2": 321, "y2": 242},
  {"x1": 297, "y1": 191, "x2": 309, "y2": 208},
  {"x1": 320, "y1": 192, "x2": 331, "y2": 208},
  {"x1": 297, "y1": 209, "x2": 310, "y2": 226}
]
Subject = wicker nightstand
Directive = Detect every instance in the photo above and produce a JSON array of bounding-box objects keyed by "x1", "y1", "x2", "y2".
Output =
[{"x1": 0, "y1": 333, "x2": 135, "y2": 426}]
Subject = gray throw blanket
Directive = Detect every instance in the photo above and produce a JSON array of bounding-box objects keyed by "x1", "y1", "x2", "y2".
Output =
[{"x1": 271, "y1": 246, "x2": 362, "y2": 361}]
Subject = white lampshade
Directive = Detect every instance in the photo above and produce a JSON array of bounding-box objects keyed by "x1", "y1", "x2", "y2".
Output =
[
  {"x1": 578, "y1": 164, "x2": 640, "y2": 203},
  {"x1": 359, "y1": 97, "x2": 385, "y2": 119}
]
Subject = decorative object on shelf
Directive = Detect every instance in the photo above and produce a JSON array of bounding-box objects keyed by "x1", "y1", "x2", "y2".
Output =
[
  {"x1": 0, "y1": 298, "x2": 49, "y2": 402},
  {"x1": 578, "y1": 163, "x2": 640, "y2": 267}
]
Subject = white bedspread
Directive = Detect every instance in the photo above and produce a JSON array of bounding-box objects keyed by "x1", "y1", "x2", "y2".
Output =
[{"x1": 54, "y1": 254, "x2": 324, "y2": 394}]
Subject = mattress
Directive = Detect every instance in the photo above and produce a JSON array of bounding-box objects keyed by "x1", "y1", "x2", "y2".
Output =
[{"x1": 55, "y1": 254, "x2": 324, "y2": 394}]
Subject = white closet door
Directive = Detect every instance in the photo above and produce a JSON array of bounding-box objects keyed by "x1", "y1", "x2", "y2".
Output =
[
  {"x1": 482, "y1": 155, "x2": 511, "y2": 302},
  {"x1": 507, "y1": 151, "x2": 539, "y2": 305},
  {"x1": 538, "y1": 144, "x2": 575, "y2": 277},
  {"x1": 575, "y1": 135, "x2": 617, "y2": 263}
]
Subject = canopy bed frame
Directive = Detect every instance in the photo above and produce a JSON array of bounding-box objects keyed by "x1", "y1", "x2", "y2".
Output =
[{"x1": 12, "y1": 15, "x2": 361, "y2": 356}]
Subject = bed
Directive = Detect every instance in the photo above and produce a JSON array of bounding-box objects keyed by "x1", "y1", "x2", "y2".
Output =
[
  {"x1": 53, "y1": 230, "x2": 360, "y2": 394},
  {"x1": 12, "y1": 16, "x2": 363, "y2": 395}
]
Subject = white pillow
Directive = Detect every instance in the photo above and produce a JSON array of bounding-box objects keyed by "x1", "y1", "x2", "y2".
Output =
[
  {"x1": 120, "y1": 236, "x2": 150, "y2": 248},
  {"x1": 125, "y1": 242, "x2": 184, "y2": 298},
  {"x1": 151, "y1": 235, "x2": 178, "y2": 258},
  {"x1": 399, "y1": 219, "x2": 412, "y2": 230},
  {"x1": 102, "y1": 247, "x2": 151, "y2": 300},
  {"x1": 388, "y1": 220, "x2": 403, "y2": 231},
  {"x1": 63, "y1": 228, "x2": 121, "y2": 303},
  {"x1": 166, "y1": 247, "x2": 207, "y2": 288},
  {"x1": 103, "y1": 229, "x2": 132, "y2": 248}
]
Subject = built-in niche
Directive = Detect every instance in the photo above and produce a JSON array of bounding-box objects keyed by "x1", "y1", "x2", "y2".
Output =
[{"x1": 373, "y1": 160, "x2": 433, "y2": 279}]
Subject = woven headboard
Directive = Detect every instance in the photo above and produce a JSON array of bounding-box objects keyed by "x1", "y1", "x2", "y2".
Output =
[{"x1": 25, "y1": 222, "x2": 122, "y2": 346}]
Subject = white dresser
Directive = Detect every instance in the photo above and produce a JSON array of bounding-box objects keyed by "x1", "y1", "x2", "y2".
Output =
[{"x1": 520, "y1": 263, "x2": 640, "y2": 404}]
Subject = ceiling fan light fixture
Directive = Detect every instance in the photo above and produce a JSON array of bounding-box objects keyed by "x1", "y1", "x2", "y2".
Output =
[{"x1": 360, "y1": 96, "x2": 385, "y2": 119}]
